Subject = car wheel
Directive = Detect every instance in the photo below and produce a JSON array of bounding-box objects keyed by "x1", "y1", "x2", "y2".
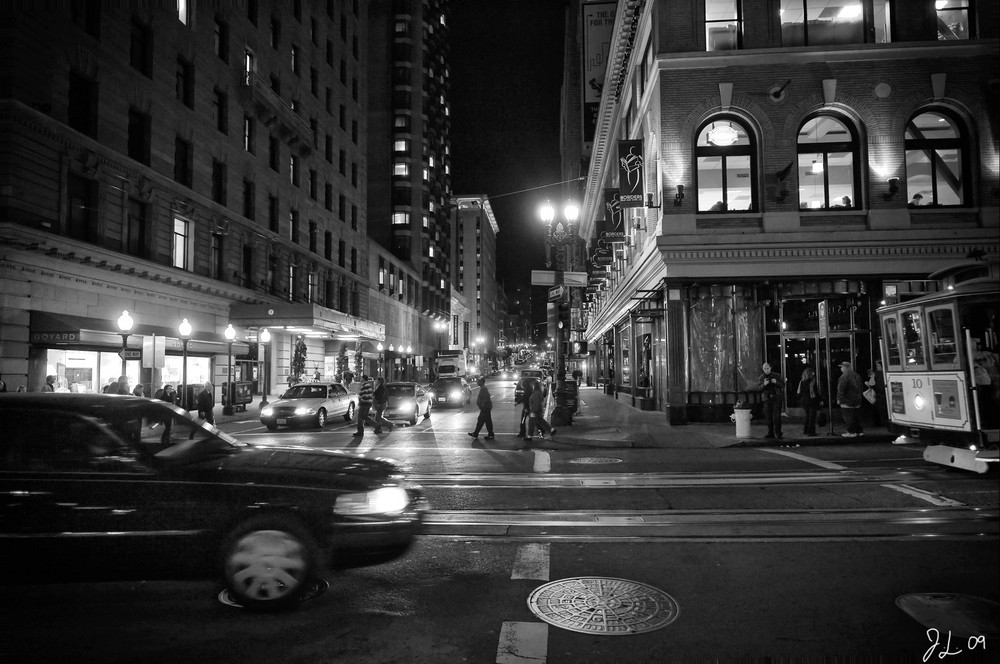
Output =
[
  {"x1": 220, "y1": 514, "x2": 320, "y2": 611},
  {"x1": 409, "y1": 405, "x2": 418, "y2": 426},
  {"x1": 344, "y1": 402, "x2": 355, "y2": 422},
  {"x1": 264, "y1": 422, "x2": 278, "y2": 431},
  {"x1": 315, "y1": 408, "x2": 327, "y2": 428}
]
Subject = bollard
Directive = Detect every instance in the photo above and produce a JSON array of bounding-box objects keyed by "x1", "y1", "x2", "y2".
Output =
[{"x1": 733, "y1": 408, "x2": 752, "y2": 439}]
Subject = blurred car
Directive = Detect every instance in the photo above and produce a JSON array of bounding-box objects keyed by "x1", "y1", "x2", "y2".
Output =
[
  {"x1": 515, "y1": 369, "x2": 547, "y2": 404},
  {"x1": 0, "y1": 394, "x2": 426, "y2": 611},
  {"x1": 260, "y1": 382, "x2": 357, "y2": 429},
  {"x1": 383, "y1": 382, "x2": 432, "y2": 425},
  {"x1": 429, "y1": 376, "x2": 472, "y2": 407}
]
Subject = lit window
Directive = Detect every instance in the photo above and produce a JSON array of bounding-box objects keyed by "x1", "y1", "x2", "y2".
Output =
[
  {"x1": 706, "y1": 0, "x2": 740, "y2": 51},
  {"x1": 393, "y1": 139, "x2": 409, "y2": 152},
  {"x1": 937, "y1": 0, "x2": 971, "y2": 40},
  {"x1": 797, "y1": 114, "x2": 859, "y2": 210},
  {"x1": 177, "y1": 0, "x2": 188, "y2": 25},
  {"x1": 393, "y1": 162, "x2": 409, "y2": 177},
  {"x1": 904, "y1": 109, "x2": 968, "y2": 207},
  {"x1": 172, "y1": 216, "x2": 189, "y2": 270},
  {"x1": 695, "y1": 117, "x2": 756, "y2": 213},
  {"x1": 392, "y1": 212, "x2": 408, "y2": 225}
]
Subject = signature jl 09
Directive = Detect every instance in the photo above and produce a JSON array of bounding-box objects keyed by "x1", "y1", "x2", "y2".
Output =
[{"x1": 924, "y1": 629, "x2": 988, "y2": 661}]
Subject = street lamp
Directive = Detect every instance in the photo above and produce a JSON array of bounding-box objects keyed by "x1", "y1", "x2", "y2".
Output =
[
  {"x1": 377, "y1": 342, "x2": 384, "y2": 378},
  {"x1": 116, "y1": 310, "x2": 133, "y2": 376},
  {"x1": 259, "y1": 328, "x2": 271, "y2": 408},
  {"x1": 223, "y1": 324, "x2": 236, "y2": 415},
  {"x1": 178, "y1": 317, "x2": 192, "y2": 410}
]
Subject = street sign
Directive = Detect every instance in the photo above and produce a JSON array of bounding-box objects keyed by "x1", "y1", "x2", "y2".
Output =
[
  {"x1": 548, "y1": 285, "x2": 565, "y2": 301},
  {"x1": 818, "y1": 301, "x2": 828, "y2": 339},
  {"x1": 119, "y1": 348, "x2": 141, "y2": 360},
  {"x1": 531, "y1": 270, "x2": 557, "y2": 286}
]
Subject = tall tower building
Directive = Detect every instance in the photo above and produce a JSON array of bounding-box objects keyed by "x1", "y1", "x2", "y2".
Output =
[
  {"x1": 451, "y1": 195, "x2": 498, "y2": 366},
  {"x1": 367, "y1": 0, "x2": 452, "y2": 323}
]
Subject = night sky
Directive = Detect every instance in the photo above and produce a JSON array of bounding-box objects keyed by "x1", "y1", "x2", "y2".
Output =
[{"x1": 449, "y1": 1, "x2": 568, "y2": 294}]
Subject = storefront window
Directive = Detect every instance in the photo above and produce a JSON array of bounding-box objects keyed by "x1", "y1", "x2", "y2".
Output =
[
  {"x1": 619, "y1": 332, "x2": 631, "y2": 387},
  {"x1": 45, "y1": 349, "x2": 140, "y2": 393}
]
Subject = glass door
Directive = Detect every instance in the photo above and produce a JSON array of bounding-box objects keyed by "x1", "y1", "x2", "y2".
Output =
[{"x1": 783, "y1": 336, "x2": 819, "y2": 410}]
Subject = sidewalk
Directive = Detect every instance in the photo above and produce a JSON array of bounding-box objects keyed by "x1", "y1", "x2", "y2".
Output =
[{"x1": 547, "y1": 384, "x2": 896, "y2": 450}]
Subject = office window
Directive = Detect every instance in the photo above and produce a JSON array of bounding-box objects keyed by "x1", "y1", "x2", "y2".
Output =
[
  {"x1": 211, "y1": 232, "x2": 224, "y2": 280},
  {"x1": 905, "y1": 109, "x2": 968, "y2": 207},
  {"x1": 307, "y1": 271, "x2": 317, "y2": 303},
  {"x1": 248, "y1": 0, "x2": 258, "y2": 25},
  {"x1": 244, "y1": 115, "x2": 255, "y2": 153},
  {"x1": 127, "y1": 108, "x2": 151, "y2": 165},
  {"x1": 339, "y1": 195, "x2": 346, "y2": 221},
  {"x1": 267, "y1": 253, "x2": 277, "y2": 294},
  {"x1": 172, "y1": 216, "x2": 190, "y2": 270},
  {"x1": 393, "y1": 162, "x2": 409, "y2": 177},
  {"x1": 309, "y1": 221, "x2": 318, "y2": 252},
  {"x1": 130, "y1": 20, "x2": 153, "y2": 77},
  {"x1": 351, "y1": 205, "x2": 357, "y2": 230},
  {"x1": 325, "y1": 135, "x2": 334, "y2": 163},
  {"x1": 290, "y1": 154, "x2": 300, "y2": 187},
  {"x1": 392, "y1": 212, "x2": 408, "y2": 225},
  {"x1": 780, "y1": 0, "x2": 864, "y2": 46},
  {"x1": 290, "y1": 209, "x2": 299, "y2": 244},
  {"x1": 310, "y1": 66, "x2": 318, "y2": 96},
  {"x1": 214, "y1": 18, "x2": 229, "y2": 62},
  {"x1": 71, "y1": 0, "x2": 101, "y2": 38},
  {"x1": 351, "y1": 163, "x2": 357, "y2": 187},
  {"x1": 177, "y1": 0, "x2": 189, "y2": 25},
  {"x1": 394, "y1": 139, "x2": 408, "y2": 153},
  {"x1": 706, "y1": 0, "x2": 741, "y2": 51},
  {"x1": 291, "y1": 45, "x2": 300, "y2": 74},
  {"x1": 324, "y1": 231, "x2": 333, "y2": 260},
  {"x1": 242, "y1": 245, "x2": 253, "y2": 288},
  {"x1": 797, "y1": 114, "x2": 859, "y2": 210},
  {"x1": 66, "y1": 174, "x2": 98, "y2": 243},
  {"x1": 350, "y1": 248, "x2": 357, "y2": 274},
  {"x1": 339, "y1": 149, "x2": 346, "y2": 174},
  {"x1": 174, "y1": 137, "x2": 193, "y2": 187},
  {"x1": 127, "y1": 198, "x2": 148, "y2": 258},
  {"x1": 937, "y1": 1, "x2": 972, "y2": 40},
  {"x1": 176, "y1": 57, "x2": 194, "y2": 108},
  {"x1": 268, "y1": 195, "x2": 279, "y2": 233},
  {"x1": 325, "y1": 183, "x2": 333, "y2": 211},
  {"x1": 695, "y1": 116, "x2": 756, "y2": 212},
  {"x1": 338, "y1": 239, "x2": 346, "y2": 267},
  {"x1": 269, "y1": 135, "x2": 280, "y2": 172},
  {"x1": 271, "y1": 18, "x2": 281, "y2": 48},
  {"x1": 68, "y1": 72, "x2": 98, "y2": 138},
  {"x1": 243, "y1": 179, "x2": 255, "y2": 220},
  {"x1": 244, "y1": 48, "x2": 256, "y2": 85},
  {"x1": 213, "y1": 89, "x2": 228, "y2": 134},
  {"x1": 309, "y1": 169, "x2": 317, "y2": 200},
  {"x1": 211, "y1": 160, "x2": 227, "y2": 205}
]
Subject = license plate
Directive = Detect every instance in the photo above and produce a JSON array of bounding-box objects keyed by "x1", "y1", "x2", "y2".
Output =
[
  {"x1": 437, "y1": 397, "x2": 446, "y2": 402},
  {"x1": 277, "y1": 418, "x2": 287, "y2": 424}
]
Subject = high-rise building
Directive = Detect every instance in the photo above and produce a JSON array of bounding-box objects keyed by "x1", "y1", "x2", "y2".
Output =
[
  {"x1": 0, "y1": 2, "x2": 384, "y2": 396},
  {"x1": 565, "y1": 0, "x2": 998, "y2": 422},
  {"x1": 451, "y1": 194, "x2": 498, "y2": 369}
]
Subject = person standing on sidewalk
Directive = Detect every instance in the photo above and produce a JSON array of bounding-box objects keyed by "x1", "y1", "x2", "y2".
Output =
[
  {"x1": 197, "y1": 382, "x2": 215, "y2": 425},
  {"x1": 468, "y1": 376, "x2": 495, "y2": 440},
  {"x1": 517, "y1": 379, "x2": 531, "y2": 438},
  {"x1": 758, "y1": 363, "x2": 785, "y2": 440},
  {"x1": 836, "y1": 361, "x2": 864, "y2": 437},
  {"x1": 527, "y1": 379, "x2": 555, "y2": 442},
  {"x1": 353, "y1": 375, "x2": 374, "y2": 437},
  {"x1": 797, "y1": 366, "x2": 820, "y2": 436}
]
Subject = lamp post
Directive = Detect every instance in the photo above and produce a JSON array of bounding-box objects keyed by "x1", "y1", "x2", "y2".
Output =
[
  {"x1": 116, "y1": 310, "x2": 133, "y2": 376},
  {"x1": 178, "y1": 317, "x2": 192, "y2": 410},
  {"x1": 259, "y1": 328, "x2": 271, "y2": 407},
  {"x1": 377, "y1": 343, "x2": 384, "y2": 378},
  {"x1": 223, "y1": 324, "x2": 236, "y2": 415},
  {"x1": 406, "y1": 345, "x2": 413, "y2": 381},
  {"x1": 540, "y1": 199, "x2": 580, "y2": 426}
]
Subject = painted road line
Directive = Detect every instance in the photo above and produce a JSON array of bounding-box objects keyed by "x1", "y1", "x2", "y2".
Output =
[
  {"x1": 882, "y1": 483, "x2": 966, "y2": 506},
  {"x1": 761, "y1": 447, "x2": 848, "y2": 470},
  {"x1": 511, "y1": 543, "x2": 550, "y2": 580},
  {"x1": 533, "y1": 450, "x2": 551, "y2": 473},
  {"x1": 496, "y1": 621, "x2": 547, "y2": 664}
]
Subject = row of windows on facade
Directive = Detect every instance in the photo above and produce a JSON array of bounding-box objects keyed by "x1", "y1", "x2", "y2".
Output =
[
  {"x1": 703, "y1": 0, "x2": 977, "y2": 51},
  {"x1": 684, "y1": 108, "x2": 972, "y2": 213}
]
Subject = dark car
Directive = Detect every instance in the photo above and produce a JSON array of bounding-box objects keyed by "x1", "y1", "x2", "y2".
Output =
[
  {"x1": 260, "y1": 382, "x2": 357, "y2": 429},
  {"x1": 383, "y1": 382, "x2": 432, "y2": 425},
  {"x1": 515, "y1": 369, "x2": 547, "y2": 404},
  {"x1": 428, "y1": 377, "x2": 472, "y2": 407},
  {"x1": 0, "y1": 394, "x2": 426, "y2": 611}
]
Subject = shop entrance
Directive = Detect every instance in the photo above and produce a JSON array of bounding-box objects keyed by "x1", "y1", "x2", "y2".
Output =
[{"x1": 783, "y1": 334, "x2": 855, "y2": 410}]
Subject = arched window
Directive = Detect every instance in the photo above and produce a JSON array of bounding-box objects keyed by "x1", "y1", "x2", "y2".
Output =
[
  {"x1": 696, "y1": 117, "x2": 757, "y2": 212},
  {"x1": 797, "y1": 114, "x2": 860, "y2": 210},
  {"x1": 905, "y1": 109, "x2": 968, "y2": 207}
]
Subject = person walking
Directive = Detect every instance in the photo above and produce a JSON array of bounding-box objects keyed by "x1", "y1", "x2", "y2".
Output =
[
  {"x1": 353, "y1": 375, "x2": 374, "y2": 437},
  {"x1": 868, "y1": 361, "x2": 887, "y2": 426},
  {"x1": 527, "y1": 379, "x2": 555, "y2": 442},
  {"x1": 797, "y1": 366, "x2": 821, "y2": 436},
  {"x1": 468, "y1": 376, "x2": 495, "y2": 440},
  {"x1": 372, "y1": 377, "x2": 393, "y2": 434},
  {"x1": 518, "y1": 379, "x2": 532, "y2": 439},
  {"x1": 158, "y1": 384, "x2": 178, "y2": 405},
  {"x1": 758, "y1": 362, "x2": 785, "y2": 440},
  {"x1": 42, "y1": 375, "x2": 56, "y2": 392},
  {"x1": 837, "y1": 361, "x2": 865, "y2": 437},
  {"x1": 197, "y1": 382, "x2": 215, "y2": 424}
]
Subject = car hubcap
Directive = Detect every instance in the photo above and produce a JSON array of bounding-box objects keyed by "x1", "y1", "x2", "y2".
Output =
[{"x1": 227, "y1": 530, "x2": 307, "y2": 601}]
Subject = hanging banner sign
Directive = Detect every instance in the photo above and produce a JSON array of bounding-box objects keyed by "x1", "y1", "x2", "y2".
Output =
[
  {"x1": 592, "y1": 254, "x2": 614, "y2": 265},
  {"x1": 617, "y1": 139, "x2": 645, "y2": 208},
  {"x1": 602, "y1": 189, "x2": 626, "y2": 240}
]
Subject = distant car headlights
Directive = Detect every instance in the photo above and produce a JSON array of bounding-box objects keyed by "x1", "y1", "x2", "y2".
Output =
[
  {"x1": 334, "y1": 486, "x2": 411, "y2": 516},
  {"x1": 261, "y1": 406, "x2": 274, "y2": 417},
  {"x1": 294, "y1": 406, "x2": 314, "y2": 415}
]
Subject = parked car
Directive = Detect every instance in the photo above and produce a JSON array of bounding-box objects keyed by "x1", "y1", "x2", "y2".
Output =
[
  {"x1": 0, "y1": 394, "x2": 426, "y2": 611},
  {"x1": 260, "y1": 382, "x2": 357, "y2": 429},
  {"x1": 428, "y1": 376, "x2": 472, "y2": 407},
  {"x1": 383, "y1": 382, "x2": 432, "y2": 425},
  {"x1": 515, "y1": 369, "x2": 547, "y2": 404}
]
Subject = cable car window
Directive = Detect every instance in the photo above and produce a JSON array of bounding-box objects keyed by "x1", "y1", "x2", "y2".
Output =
[
  {"x1": 927, "y1": 305, "x2": 959, "y2": 368},
  {"x1": 883, "y1": 315, "x2": 902, "y2": 369},
  {"x1": 901, "y1": 309, "x2": 926, "y2": 369}
]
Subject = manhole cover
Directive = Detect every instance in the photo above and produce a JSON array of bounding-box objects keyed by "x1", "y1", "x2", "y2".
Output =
[
  {"x1": 569, "y1": 457, "x2": 623, "y2": 464},
  {"x1": 217, "y1": 579, "x2": 329, "y2": 609},
  {"x1": 527, "y1": 577, "x2": 679, "y2": 635},
  {"x1": 896, "y1": 593, "x2": 1000, "y2": 638}
]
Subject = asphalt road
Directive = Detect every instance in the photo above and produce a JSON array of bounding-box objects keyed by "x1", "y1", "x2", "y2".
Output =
[{"x1": 3, "y1": 378, "x2": 997, "y2": 663}]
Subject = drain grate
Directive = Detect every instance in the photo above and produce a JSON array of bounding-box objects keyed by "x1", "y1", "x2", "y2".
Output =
[{"x1": 527, "y1": 576, "x2": 679, "y2": 635}]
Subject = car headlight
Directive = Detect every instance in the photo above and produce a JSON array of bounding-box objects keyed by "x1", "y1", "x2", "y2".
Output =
[
  {"x1": 449, "y1": 390, "x2": 461, "y2": 400},
  {"x1": 399, "y1": 399, "x2": 414, "y2": 409},
  {"x1": 334, "y1": 486, "x2": 411, "y2": 516},
  {"x1": 426, "y1": 391, "x2": 435, "y2": 399},
  {"x1": 261, "y1": 406, "x2": 274, "y2": 417},
  {"x1": 294, "y1": 406, "x2": 313, "y2": 415}
]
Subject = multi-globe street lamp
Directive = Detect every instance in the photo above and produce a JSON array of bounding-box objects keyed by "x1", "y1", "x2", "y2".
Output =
[
  {"x1": 178, "y1": 317, "x2": 192, "y2": 410},
  {"x1": 116, "y1": 310, "x2": 133, "y2": 376},
  {"x1": 223, "y1": 324, "x2": 236, "y2": 415}
]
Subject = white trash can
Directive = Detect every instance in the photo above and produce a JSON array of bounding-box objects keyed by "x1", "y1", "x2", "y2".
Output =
[{"x1": 733, "y1": 408, "x2": 752, "y2": 439}]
